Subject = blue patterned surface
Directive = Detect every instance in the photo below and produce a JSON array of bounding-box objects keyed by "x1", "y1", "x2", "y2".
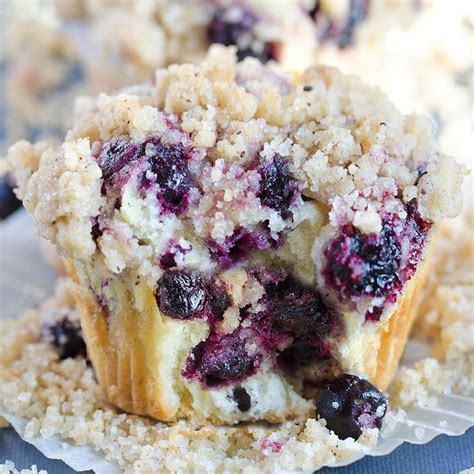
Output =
[{"x1": 1, "y1": 426, "x2": 473, "y2": 473}]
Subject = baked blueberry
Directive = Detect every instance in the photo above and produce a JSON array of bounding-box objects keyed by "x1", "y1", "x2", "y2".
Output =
[
  {"x1": 233, "y1": 386, "x2": 252, "y2": 412},
  {"x1": 325, "y1": 222, "x2": 401, "y2": 301},
  {"x1": 316, "y1": 374, "x2": 387, "y2": 439},
  {"x1": 97, "y1": 138, "x2": 140, "y2": 182},
  {"x1": 257, "y1": 156, "x2": 299, "y2": 219},
  {"x1": 0, "y1": 177, "x2": 22, "y2": 220},
  {"x1": 208, "y1": 7, "x2": 277, "y2": 63},
  {"x1": 269, "y1": 277, "x2": 332, "y2": 338},
  {"x1": 146, "y1": 139, "x2": 193, "y2": 214},
  {"x1": 185, "y1": 331, "x2": 256, "y2": 387},
  {"x1": 42, "y1": 316, "x2": 87, "y2": 360},
  {"x1": 156, "y1": 270, "x2": 206, "y2": 319},
  {"x1": 324, "y1": 201, "x2": 431, "y2": 314}
]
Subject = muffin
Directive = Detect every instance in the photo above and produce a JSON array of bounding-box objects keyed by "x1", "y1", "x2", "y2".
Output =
[
  {"x1": 5, "y1": 46, "x2": 466, "y2": 425},
  {"x1": 52, "y1": 0, "x2": 420, "y2": 90}
]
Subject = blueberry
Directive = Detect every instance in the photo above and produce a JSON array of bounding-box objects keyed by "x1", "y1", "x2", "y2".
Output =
[
  {"x1": 233, "y1": 386, "x2": 252, "y2": 412},
  {"x1": 202, "y1": 340, "x2": 252, "y2": 386},
  {"x1": 310, "y1": 0, "x2": 368, "y2": 49},
  {"x1": 146, "y1": 139, "x2": 193, "y2": 213},
  {"x1": 184, "y1": 331, "x2": 256, "y2": 387},
  {"x1": 0, "y1": 177, "x2": 22, "y2": 220},
  {"x1": 257, "y1": 156, "x2": 299, "y2": 219},
  {"x1": 325, "y1": 223, "x2": 401, "y2": 301},
  {"x1": 97, "y1": 138, "x2": 140, "y2": 182},
  {"x1": 208, "y1": 7, "x2": 277, "y2": 63},
  {"x1": 270, "y1": 277, "x2": 332, "y2": 338},
  {"x1": 278, "y1": 338, "x2": 330, "y2": 368},
  {"x1": 208, "y1": 285, "x2": 232, "y2": 317},
  {"x1": 42, "y1": 316, "x2": 87, "y2": 360},
  {"x1": 316, "y1": 374, "x2": 387, "y2": 440},
  {"x1": 324, "y1": 200, "x2": 431, "y2": 308},
  {"x1": 155, "y1": 270, "x2": 206, "y2": 319}
]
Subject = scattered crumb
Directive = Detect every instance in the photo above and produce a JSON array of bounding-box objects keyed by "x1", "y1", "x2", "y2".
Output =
[
  {"x1": 415, "y1": 427, "x2": 426, "y2": 439},
  {"x1": 0, "y1": 461, "x2": 47, "y2": 474},
  {"x1": 390, "y1": 208, "x2": 474, "y2": 408},
  {"x1": 460, "y1": 469, "x2": 474, "y2": 474}
]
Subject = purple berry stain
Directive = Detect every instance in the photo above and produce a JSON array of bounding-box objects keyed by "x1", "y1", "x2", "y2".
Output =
[
  {"x1": 316, "y1": 374, "x2": 387, "y2": 440},
  {"x1": 323, "y1": 200, "x2": 431, "y2": 319},
  {"x1": 208, "y1": 7, "x2": 278, "y2": 63},
  {"x1": 207, "y1": 226, "x2": 281, "y2": 269},
  {"x1": 183, "y1": 330, "x2": 258, "y2": 387},
  {"x1": 42, "y1": 316, "x2": 87, "y2": 360},
  {"x1": 96, "y1": 136, "x2": 194, "y2": 214}
]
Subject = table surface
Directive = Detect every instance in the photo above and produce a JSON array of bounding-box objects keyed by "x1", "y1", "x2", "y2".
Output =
[{"x1": 1, "y1": 426, "x2": 473, "y2": 473}]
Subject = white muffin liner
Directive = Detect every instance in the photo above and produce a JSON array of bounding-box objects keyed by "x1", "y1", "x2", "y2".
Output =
[{"x1": 1, "y1": 211, "x2": 472, "y2": 473}]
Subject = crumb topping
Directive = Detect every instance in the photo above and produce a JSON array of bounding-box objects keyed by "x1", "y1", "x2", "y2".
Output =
[{"x1": 5, "y1": 46, "x2": 465, "y2": 284}]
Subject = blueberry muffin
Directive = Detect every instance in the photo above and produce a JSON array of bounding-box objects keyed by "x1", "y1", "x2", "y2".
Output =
[
  {"x1": 5, "y1": 46, "x2": 466, "y2": 424},
  {"x1": 52, "y1": 0, "x2": 416, "y2": 90}
]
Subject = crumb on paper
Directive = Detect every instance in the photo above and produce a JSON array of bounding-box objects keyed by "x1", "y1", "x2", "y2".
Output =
[
  {"x1": 414, "y1": 427, "x2": 426, "y2": 439},
  {"x1": 0, "y1": 461, "x2": 47, "y2": 474},
  {"x1": 390, "y1": 209, "x2": 474, "y2": 408}
]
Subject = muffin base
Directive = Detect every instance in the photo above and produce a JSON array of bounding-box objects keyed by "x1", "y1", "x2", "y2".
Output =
[{"x1": 64, "y1": 247, "x2": 431, "y2": 424}]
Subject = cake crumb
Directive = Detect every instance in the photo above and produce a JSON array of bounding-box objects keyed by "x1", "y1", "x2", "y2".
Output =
[
  {"x1": 0, "y1": 461, "x2": 47, "y2": 474},
  {"x1": 415, "y1": 427, "x2": 426, "y2": 439},
  {"x1": 390, "y1": 208, "x2": 474, "y2": 408}
]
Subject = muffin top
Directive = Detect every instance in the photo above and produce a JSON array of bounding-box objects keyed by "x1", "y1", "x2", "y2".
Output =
[{"x1": 5, "y1": 45, "x2": 466, "y2": 316}]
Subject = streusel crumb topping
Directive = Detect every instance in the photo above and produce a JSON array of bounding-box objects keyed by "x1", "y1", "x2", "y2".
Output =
[{"x1": 4, "y1": 46, "x2": 466, "y2": 278}]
